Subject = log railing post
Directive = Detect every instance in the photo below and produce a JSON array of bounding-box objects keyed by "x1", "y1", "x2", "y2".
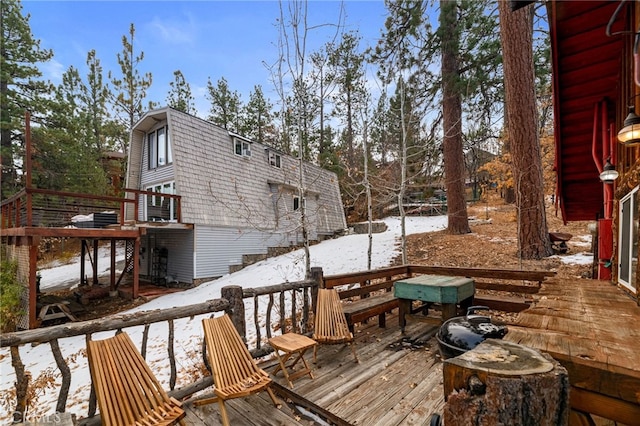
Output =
[
  {"x1": 222, "y1": 285, "x2": 246, "y2": 342},
  {"x1": 310, "y1": 267, "x2": 323, "y2": 314}
]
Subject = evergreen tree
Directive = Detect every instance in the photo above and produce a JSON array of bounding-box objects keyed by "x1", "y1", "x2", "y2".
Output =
[
  {"x1": 206, "y1": 76, "x2": 242, "y2": 131},
  {"x1": 109, "y1": 23, "x2": 154, "y2": 154},
  {"x1": 166, "y1": 70, "x2": 195, "y2": 115},
  {"x1": 370, "y1": 92, "x2": 394, "y2": 166},
  {"x1": 0, "y1": 0, "x2": 54, "y2": 198},
  {"x1": 289, "y1": 76, "x2": 320, "y2": 162},
  {"x1": 241, "y1": 85, "x2": 276, "y2": 143},
  {"x1": 440, "y1": 0, "x2": 471, "y2": 234},
  {"x1": 329, "y1": 31, "x2": 368, "y2": 170},
  {"x1": 310, "y1": 47, "x2": 336, "y2": 169},
  {"x1": 373, "y1": 0, "x2": 502, "y2": 235},
  {"x1": 82, "y1": 50, "x2": 121, "y2": 154},
  {"x1": 35, "y1": 50, "x2": 117, "y2": 195},
  {"x1": 498, "y1": 1, "x2": 552, "y2": 259}
]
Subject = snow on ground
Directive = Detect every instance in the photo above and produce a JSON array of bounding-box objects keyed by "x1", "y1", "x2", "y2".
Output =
[
  {"x1": 0, "y1": 215, "x2": 592, "y2": 422},
  {"x1": 0, "y1": 216, "x2": 447, "y2": 421},
  {"x1": 553, "y1": 252, "x2": 594, "y2": 265},
  {"x1": 39, "y1": 245, "x2": 126, "y2": 292}
]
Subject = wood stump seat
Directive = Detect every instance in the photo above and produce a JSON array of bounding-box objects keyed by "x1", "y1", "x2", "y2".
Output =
[{"x1": 86, "y1": 332, "x2": 185, "y2": 426}]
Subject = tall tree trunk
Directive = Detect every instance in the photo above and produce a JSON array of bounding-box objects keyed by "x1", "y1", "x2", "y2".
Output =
[
  {"x1": 498, "y1": 2, "x2": 553, "y2": 259},
  {"x1": 440, "y1": 0, "x2": 470, "y2": 235}
]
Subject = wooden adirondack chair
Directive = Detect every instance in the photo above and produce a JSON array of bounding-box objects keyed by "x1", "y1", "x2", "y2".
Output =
[
  {"x1": 313, "y1": 288, "x2": 358, "y2": 363},
  {"x1": 194, "y1": 314, "x2": 280, "y2": 426},
  {"x1": 87, "y1": 332, "x2": 185, "y2": 426}
]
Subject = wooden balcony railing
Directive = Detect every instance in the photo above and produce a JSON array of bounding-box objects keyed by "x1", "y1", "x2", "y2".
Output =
[{"x1": 0, "y1": 188, "x2": 182, "y2": 229}]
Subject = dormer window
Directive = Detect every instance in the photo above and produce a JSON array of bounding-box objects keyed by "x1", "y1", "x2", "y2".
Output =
[
  {"x1": 148, "y1": 125, "x2": 172, "y2": 169},
  {"x1": 234, "y1": 138, "x2": 251, "y2": 157}
]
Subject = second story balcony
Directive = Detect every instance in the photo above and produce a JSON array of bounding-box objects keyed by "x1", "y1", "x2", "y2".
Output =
[{"x1": 1, "y1": 187, "x2": 183, "y2": 234}]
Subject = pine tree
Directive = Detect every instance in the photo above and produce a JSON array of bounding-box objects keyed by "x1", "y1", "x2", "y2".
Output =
[
  {"x1": 498, "y1": 1, "x2": 552, "y2": 259},
  {"x1": 37, "y1": 51, "x2": 117, "y2": 195},
  {"x1": 329, "y1": 31, "x2": 368, "y2": 170},
  {"x1": 0, "y1": 0, "x2": 54, "y2": 198},
  {"x1": 440, "y1": 0, "x2": 470, "y2": 234},
  {"x1": 109, "y1": 23, "x2": 154, "y2": 154},
  {"x1": 206, "y1": 76, "x2": 242, "y2": 131},
  {"x1": 166, "y1": 70, "x2": 195, "y2": 115},
  {"x1": 241, "y1": 85, "x2": 275, "y2": 143},
  {"x1": 373, "y1": 0, "x2": 502, "y2": 235}
]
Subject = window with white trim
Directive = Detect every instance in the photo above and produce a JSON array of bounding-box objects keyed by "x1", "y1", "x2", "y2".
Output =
[
  {"x1": 269, "y1": 151, "x2": 281, "y2": 168},
  {"x1": 148, "y1": 125, "x2": 172, "y2": 169},
  {"x1": 145, "y1": 181, "x2": 177, "y2": 221},
  {"x1": 619, "y1": 186, "x2": 638, "y2": 293},
  {"x1": 293, "y1": 196, "x2": 305, "y2": 211},
  {"x1": 234, "y1": 138, "x2": 251, "y2": 157}
]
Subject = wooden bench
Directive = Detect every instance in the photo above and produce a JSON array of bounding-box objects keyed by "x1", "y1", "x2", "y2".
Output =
[
  {"x1": 341, "y1": 292, "x2": 399, "y2": 333},
  {"x1": 324, "y1": 265, "x2": 557, "y2": 332},
  {"x1": 87, "y1": 332, "x2": 185, "y2": 426}
]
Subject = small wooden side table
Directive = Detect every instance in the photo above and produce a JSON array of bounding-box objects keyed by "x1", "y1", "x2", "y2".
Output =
[{"x1": 268, "y1": 333, "x2": 317, "y2": 388}]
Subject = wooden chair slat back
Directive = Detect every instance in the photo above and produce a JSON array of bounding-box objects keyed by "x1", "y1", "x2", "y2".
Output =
[
  {"x1": 87, "y1": 332, "x2": 184, "y2": 426},
  {"x1": 202, "y1": 314, "x2": 263, "y2": 392},
  {"x1": 314, "y1": 288, "x2": 352, "y2": 341}
]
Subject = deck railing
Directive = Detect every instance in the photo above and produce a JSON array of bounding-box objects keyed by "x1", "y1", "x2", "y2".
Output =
[
  {"x1": 0, "y1": 187, "x2": 182, "y2": 229},
  {"x1": 0, "y1": 272, "x2": 321, "y2": 425},
  {"x1": 0, "y1": 265, "x2": 554, "y2": 424}
]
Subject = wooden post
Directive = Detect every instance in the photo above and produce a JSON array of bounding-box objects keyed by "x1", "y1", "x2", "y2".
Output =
[
  {"x1": 110, "y1": 240, "x2": 116, "y2": 292},
  {"x1": 28, "y1": 236, "x2": 38, "y2": 328},
  {"x1": 132, "y1": 237, "x2": 140, "y2": 299},
  {"x1": 80, "y1": 240, "x2": 86, "y2": 286},
  {"x1": 442, "y1": 339, "x2": 569, "y2": 426},
  {"x1": 221, "y1": 285, "x2": 246, "y2": 342},
  {"x1": 310, "y1": 267, "x2": 323, "y2": 314},
  {"x1": 92, "y1": 239, "x2": 99, "y2": 285}
]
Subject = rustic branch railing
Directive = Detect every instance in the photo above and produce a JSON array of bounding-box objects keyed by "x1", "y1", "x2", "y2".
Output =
[
  {"x1": 0, "y1": 298, "x2": 229, "y2": 424},
  {"x1": 0, "y1": 264, "x2": 554, "y2": 424},
  {"x1": 0, "y1": 272, "x2": 321, "y2": 424}
]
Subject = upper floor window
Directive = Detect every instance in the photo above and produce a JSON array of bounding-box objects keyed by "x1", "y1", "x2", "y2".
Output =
[
  {"x1": 293, "y1": 196, "x2": 306, "y2": 211},
  {"x1": 234, "y1": 138, "x2": 252, "y2": 157},
  {"x1": 148, "y1": 126, "x2": 172, "y2": 169},
  {"x1": 268, "y1": 151, "x2": 281, "y2": 168}
]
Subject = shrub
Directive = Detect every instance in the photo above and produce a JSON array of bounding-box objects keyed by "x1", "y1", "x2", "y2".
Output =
[{"x1": 1, "y1": 260, "x2": 24, "y2": 332}]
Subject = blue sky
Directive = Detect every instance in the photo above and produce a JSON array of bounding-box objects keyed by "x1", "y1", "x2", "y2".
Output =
[{"x1": 22, "y1": 1, "x2": 389, "y2": 117}]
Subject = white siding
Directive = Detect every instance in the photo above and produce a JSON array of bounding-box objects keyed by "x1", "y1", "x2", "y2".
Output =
[{"x1": 194, "y1": 225, "x2": 286, "y2": 278}]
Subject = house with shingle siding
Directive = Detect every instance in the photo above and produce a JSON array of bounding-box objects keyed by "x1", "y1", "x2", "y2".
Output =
[{"x1": 125, "y1": 107, "x2": 347, "y2": 285}]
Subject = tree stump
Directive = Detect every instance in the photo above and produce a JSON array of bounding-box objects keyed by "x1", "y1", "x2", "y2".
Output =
[{"x1": 442, "y1": 338, "x2": 569, "y2": 426}]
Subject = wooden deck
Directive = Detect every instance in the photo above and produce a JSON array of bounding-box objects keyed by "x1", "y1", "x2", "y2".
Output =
[
  {"x1": 505, "y1": 278, "x2": 640, "y2": 425},
  {"x1": 181, "y1": 316, "x2": 445, "y2": 425},
  {"x1": 178, "y1": 278, "x2": 640, "y2": 425}
]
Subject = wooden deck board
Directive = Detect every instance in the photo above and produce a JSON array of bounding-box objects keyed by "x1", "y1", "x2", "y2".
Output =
[
  {"x1": 374, "y1": 365, "x2": 445, "y2": 426},
  {"x1": 327, "y1": 347, "x2": 437, "y2": 420},
  {"x1": 183, "y1": 313, "x2": 445, "y2": 425},
  {"x1": 181, "y1": 278, "x2": 640, "y2": 425},
  {"x1": 504, "y1": 277, "x2": 640, "y2": 423}
]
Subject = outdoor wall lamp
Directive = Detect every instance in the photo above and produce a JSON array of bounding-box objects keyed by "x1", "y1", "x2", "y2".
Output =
[
  {"x1": 617, "y1": 105, "x2": 640, "y2": 145},
  {"x1": 599, "y1": 159, "x2": 619, "y2": 184}
]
